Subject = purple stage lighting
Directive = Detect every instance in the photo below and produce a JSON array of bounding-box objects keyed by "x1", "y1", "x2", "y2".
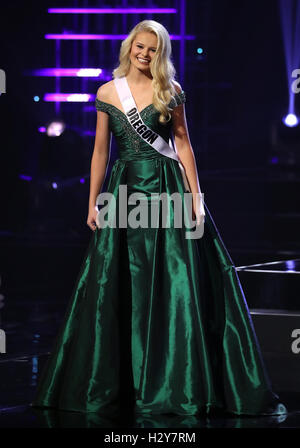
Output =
[
  {"x1": 270, "y1": 156, "x2": 279, "y2": 164},
  {"x1": 44, "y1": 93, "x2": 94, "y2": 102},
  {"x1": 283, "y1": 113, "x2": 299, "y2": 127},
  {"x1": 279, "y1": 0, "x2": 300, "y2": 117},
  {"x1": 48, "y1": 8, "x2": 177, "y2": 14},
  {"x1": 47, "y1": 121, "x2": 66, "y2": 137},
  {"x1": 82, "y1": 130, "x2": 96, "y2": 136},
  {"x1": 19, "y1": 174, "x2": 32, "y2": 181},
  {"x1": 32, "y1": 68, "x2": 103, "y2": 77},
  {"x1": 45, "y1": 34, "x2": 195, "y2": 41},
  {"x1": 286, "y1": 260, "x2": 296, "y2": 272}
]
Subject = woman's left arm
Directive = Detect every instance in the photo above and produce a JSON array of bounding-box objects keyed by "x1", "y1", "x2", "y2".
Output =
[{"x1": 171, "y1": 83, "x2": 205, "y2": 222}]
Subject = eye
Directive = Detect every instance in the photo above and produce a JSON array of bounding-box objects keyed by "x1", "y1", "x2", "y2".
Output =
[{"x1": 136, "y1": 44, "x2": 156, "y2": 52}]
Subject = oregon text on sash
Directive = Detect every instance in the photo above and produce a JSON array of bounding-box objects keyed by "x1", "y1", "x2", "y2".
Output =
[{"x1": 127, "y1": 107, "x2": 159, "y2": 144}]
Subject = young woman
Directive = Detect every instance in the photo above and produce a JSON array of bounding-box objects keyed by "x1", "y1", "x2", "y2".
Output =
[{"x1": 31, "y1": 20, "x2": 287, "y2": 417}]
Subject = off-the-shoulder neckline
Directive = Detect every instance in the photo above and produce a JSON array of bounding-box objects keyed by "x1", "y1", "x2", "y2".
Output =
[
  {"x1": 95, "y1": 90, "x2": 185, "y2": 117},
  {"x1": 95, "y1": 98, "x2": 155, "y2": 116}
]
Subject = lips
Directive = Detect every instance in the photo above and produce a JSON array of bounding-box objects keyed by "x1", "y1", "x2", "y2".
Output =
[{"x1": 137, "y1": 57, "x2": 150, "y2": 63}]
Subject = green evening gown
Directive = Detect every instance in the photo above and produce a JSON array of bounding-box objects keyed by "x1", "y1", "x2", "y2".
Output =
[{"x1": 31, "y1": 89, "x2": 287, "y2": 417}]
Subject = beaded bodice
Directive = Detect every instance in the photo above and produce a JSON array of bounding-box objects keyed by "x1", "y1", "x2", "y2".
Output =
[{"x1": 95, "y1": 90, "x2": 186, "y2": 161}]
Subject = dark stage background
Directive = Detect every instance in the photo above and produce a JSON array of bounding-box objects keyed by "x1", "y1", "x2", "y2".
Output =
[
  {"x1": 1, "y1": 2, "x2": 300, "y2": 427},
  {"x1": 1, "y1": 1, "x2": 300, "y2": 300}
]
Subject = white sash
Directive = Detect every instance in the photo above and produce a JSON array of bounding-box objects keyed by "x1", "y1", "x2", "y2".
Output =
[{"x1": 113, "y1": 76, "x2": 191, "y2": 192}]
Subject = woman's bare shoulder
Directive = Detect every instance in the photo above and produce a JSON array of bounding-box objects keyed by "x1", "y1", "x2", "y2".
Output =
[
  {"x1": 96, "y1": 80, "x2": 115, "y2": 102},
  {"x1": 171, "y1": 80, "x2": 183, "y2": 94}
]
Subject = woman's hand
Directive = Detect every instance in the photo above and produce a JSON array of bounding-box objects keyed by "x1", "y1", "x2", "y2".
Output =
[
  {"x1": 192, "y1": 192, "x2": 205, "y2": 226},
  {"x1": 87, "y1": 206, "x2": 99, "y2": 232}
]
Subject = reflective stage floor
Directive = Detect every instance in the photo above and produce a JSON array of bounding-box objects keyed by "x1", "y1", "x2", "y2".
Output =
[{"x1": 1, "y1": 242, "x2": 300, "y2": 428}]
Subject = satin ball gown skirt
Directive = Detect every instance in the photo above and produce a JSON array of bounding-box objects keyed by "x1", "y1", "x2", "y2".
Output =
[{"x1": 31, "y1": 156, "x2": 287, "y2": 417}]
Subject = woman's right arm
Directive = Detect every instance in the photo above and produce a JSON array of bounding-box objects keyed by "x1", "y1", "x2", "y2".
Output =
[{"x1": 87, "y1": 85, "x2": 112, "y2": 232}]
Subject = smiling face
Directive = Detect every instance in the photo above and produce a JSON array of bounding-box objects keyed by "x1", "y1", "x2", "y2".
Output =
[{"x1": 129, "y1": 31, "x2": 158, "y2": 72}]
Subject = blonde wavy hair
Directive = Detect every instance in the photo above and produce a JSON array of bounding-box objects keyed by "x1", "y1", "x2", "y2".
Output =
[{"x1": 112, "y1": 20, "x2": 178, "y2": 124}]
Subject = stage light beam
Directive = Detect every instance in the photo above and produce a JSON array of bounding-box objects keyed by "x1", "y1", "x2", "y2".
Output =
[{"x1": 283, "y1": 113, "x2": 299, "y2": 127}]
